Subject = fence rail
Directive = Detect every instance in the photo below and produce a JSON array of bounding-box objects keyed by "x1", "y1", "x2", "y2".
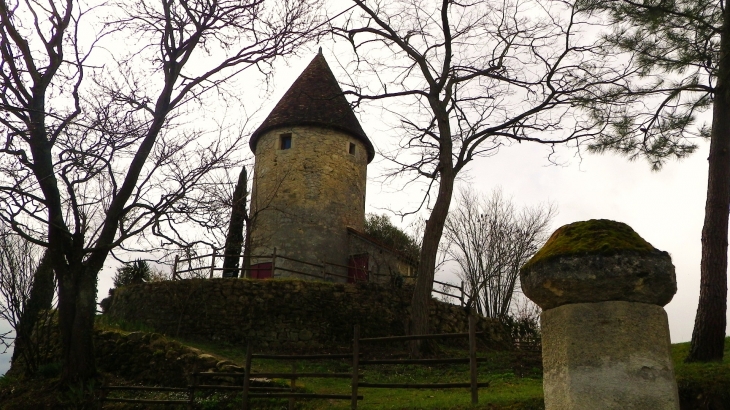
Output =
[
  {"x1": 433, "y1": 279, "x2": 466, "y2": 307},
  {"x1": 99, "y1": 316, "x2": 489, "y2": 409},
  {"x1": 171, "y1": 247, "x2": 371, "y2": 283},
  {"x1": 353, "y1": 315, "x2": 485, "y2": 407},
  {"x1": 242, "y1": 343, "x2": 361, "y2": 410},
  {"x1": 170, "y1": 249, "x2": 465, "y2": 310}
]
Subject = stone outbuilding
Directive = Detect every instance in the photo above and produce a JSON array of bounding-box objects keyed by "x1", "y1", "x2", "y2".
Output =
[{"x1": 247, "y1": 51, "x2": 416, "y2": 283}]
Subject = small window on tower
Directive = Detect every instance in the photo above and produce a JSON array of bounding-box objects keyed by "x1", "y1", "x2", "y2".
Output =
[
  {"x1": 349, "y1": 142, "x2": 356, "y2": 155},
  {"x1": 280, "y1": 133, "x2": 292, "y2": 150}
]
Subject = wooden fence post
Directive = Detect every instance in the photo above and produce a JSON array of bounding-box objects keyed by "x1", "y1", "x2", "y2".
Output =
[
  {"x1": 209, "y1": 248, "x2": 217, "y2": 279},
  {"x1": 272, "y1": 247, "x2": 277, "y2": 278},
  {"x1": 289, "y1": 362, "x2": 297, "y2": 410},
  {"x1": 469, "y1": 314, "x2": 478, "y2": 405},
  {"x1": 98, "y1": 385, "x2": 108, "y2": 410},
  {"x1": 188, "y1": 372, "x2": 197, "y2": 410},
  {"x1": 172, "y1": 255, "x2": 180, "y2": 280},
  {"x1": 460, "y1": 281, "x2": 465, "y2": 306},
  {"x1": 240, "y1": 250, "x2": 246, "y2": 279},
  {"x1": 351, "y1": 324, "x2": 360, "y2": 410},
  {"x1": 242, "y1": 342, "x2": 253, "y2": 410}
]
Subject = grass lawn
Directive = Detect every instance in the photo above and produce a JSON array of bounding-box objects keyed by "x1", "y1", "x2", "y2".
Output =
[
  {"x1": 2, "y1": 319, "x2": 729, "y2": 409},
  {"x1": 671, "y1": 337, "x2": 730, "y2": 407},
  {"x1": 178, "y1": 335, "x2": 730, "y2": 409},
  {"x1": 179, "y1": 338, "x2": 544, "y2": 410}
]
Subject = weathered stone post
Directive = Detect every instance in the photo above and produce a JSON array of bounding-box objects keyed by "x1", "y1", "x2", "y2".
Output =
[{"x1": 520, "y1": 219, "x2": 680, "y2": 410}]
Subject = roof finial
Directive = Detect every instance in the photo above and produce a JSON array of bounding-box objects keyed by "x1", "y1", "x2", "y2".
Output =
[{"x1": 318, "y1": 46, "x2": 323, "y2": 55}]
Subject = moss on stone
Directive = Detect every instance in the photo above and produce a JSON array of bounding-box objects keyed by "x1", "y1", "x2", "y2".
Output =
[{"x1": 522, "y1": 219, "x2": 657, "y2": 271}]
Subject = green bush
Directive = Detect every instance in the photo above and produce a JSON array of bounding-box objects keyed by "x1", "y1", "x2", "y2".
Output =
[
  {"x1": 500, "y1": 314, "x2": 540, "y2": 344},
  {"x1": 35, "y1": 361, "x2": 62, "y2": 379},
  {"x1": 113, "y1": 259, "x2": 152, "y2": 288},
  {"x1": 364, "y1": 214, "x2": 420, "y2": 262}
]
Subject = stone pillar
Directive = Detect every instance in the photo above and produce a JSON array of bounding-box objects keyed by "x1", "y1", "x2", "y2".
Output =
[{"x1": 520, "y1": 219, "x2": 680, "y2": 410}]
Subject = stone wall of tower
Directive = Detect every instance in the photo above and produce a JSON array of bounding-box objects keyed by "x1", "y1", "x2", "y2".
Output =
[{"x1": 249, "y1": 125, "x2": 368, "y2": 279}]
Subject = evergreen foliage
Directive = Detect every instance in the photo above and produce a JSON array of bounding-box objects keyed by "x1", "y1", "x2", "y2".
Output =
[
  {"x1": 364, "y1": 214, "x2": 420, "y2": 263},
  {"x1": 222, "y1": 166, "x2": 248, "y2": 278},
  {"x1": 113, "y1": 260, "x2": 152, "y2": 288},
  {"x1": 578, "y1": 0, "x2": 717, "y2": 169},
  {"x1": 578, "y1": 0, "x2": 727, "y2": 362}
]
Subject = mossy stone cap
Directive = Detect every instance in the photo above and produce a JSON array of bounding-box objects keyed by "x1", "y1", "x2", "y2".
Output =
[{"x1": 520, "y1": 219, "x2": 676, "y2": 309}]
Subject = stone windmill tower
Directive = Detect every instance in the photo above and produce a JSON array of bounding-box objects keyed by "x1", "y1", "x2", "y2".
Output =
[{"x1": 247, "y1": 51, "x2": 375, "y2": 280}]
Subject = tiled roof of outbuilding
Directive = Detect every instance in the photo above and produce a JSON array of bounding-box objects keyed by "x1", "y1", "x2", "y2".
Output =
[{"x1": 250, "y1": 52, "x2": 375, "y2": 163}]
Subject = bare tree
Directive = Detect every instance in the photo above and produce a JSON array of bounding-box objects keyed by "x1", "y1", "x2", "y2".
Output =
[
  {"x1": 0, "y1": 227, "x2": 37, "y2": 360},
  {"x1": 0, "y1": 222, "x2": 55, "y2": 376},
  {"x1": 0, "y1": 0, "x2": 322, "y2": 383},
  {"x1": 336, "y1": 0, "x2": 632, "y2": 352},
  {"x1": 443, "y1": 188, "x2": 554, "y2": 319}
]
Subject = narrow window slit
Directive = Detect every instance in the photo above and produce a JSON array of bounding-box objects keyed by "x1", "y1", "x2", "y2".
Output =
[{"x1": 280, "y1": 133, "x2": 292, "y2": 150}]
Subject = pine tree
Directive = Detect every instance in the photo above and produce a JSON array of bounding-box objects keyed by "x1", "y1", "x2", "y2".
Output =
[{"x1": 579, "y1": 0, "x2": 726, "y2": 362}]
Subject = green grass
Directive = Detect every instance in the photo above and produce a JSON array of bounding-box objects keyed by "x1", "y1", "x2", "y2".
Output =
[
  {"x1": 178, "y1": 338, "x2": 544, "y2": 409},
  {"x1": 95, "y1": 314, "x2": 156, "y2": 333},
  {"x1": 671, "y1": 337, "x2": 730, "y2": 406},
  {"x1": 172, "y1": 335, "x2": 730, "y2": 409},
  {"x1": 14, "y1": 320, "x2": 722, "y2": 410}
]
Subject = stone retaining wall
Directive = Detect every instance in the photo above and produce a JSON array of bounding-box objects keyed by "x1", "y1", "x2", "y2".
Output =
[
  {"x1": 95, "y1": 330, "x2": 242, "y2": 386},
  {"x1": 106, "y1": 279, "x2": 508, "y2": 350}
]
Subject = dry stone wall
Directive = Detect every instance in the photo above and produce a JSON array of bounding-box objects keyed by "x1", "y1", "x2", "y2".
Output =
[
  {"x1": 95, "y1": 330, "x2": 243, "y2": 386},
  {"x1": 106, "y1": 279, "x2": 508, "y2": 351}
]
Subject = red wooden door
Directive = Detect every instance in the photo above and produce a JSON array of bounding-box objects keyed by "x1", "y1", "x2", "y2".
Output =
[
  {"x1": 348, "y1": 254, "x2": 369, "y2": 283},
  {"x1": 250, "y1": 262, "x2": 272, "y2": 279}
]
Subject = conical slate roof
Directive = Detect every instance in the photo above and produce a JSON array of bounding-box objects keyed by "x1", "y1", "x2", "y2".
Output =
[{"x1": 250, "y1": 52, "x2": 375, "y2": 163}]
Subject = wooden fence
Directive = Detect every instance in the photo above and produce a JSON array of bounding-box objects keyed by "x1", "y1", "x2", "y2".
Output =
[
  {"x1": 170, "y1": 247, "x2": 381, "y2": 283},
  {"x1": 354, "y1": 315, "x2": 488, "y2": 407},
  {"x1": 99, "y1": 364, "x2": 356, "y2": 410},
  {"x1": 99, "y1": 316, "x2": 491, "y2": 409},
  {"x1": 432, "y1": 279, "x2": 466, "y2": 307},
  {"x1": 240, "y1": 347, "x2": 363, "y2": 410},
  {"x1": 171, "y1": 249, "x2": 466, "y2": 307}
]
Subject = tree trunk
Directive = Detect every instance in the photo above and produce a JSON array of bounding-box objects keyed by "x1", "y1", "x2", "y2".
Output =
[
  {"x1": 57, "y1": 264, "x2": 98, "y2": 382},
  {"x1": 410, "y1": 167, "x2": 455, "y2": 355},
  {"x1": 409, "y1": 96, "x2": 455, "y2": 356},
  {"x1": 223, "y1": 166, "x2": 248, "y2": 278},
  {"x1": 11, "y1": 251, "x2": 55, "y2": 374},
  {"x1": 687, "y1": 7, "x2": 730, "y2": 363}
]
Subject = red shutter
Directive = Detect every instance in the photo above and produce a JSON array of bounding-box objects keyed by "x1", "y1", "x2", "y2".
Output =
[
  {"x1": 250, "y1": 262, "x2": 272, "y2": 279},
  {"x1": 348, "y1": 254, "x2": 369, "y2": 283}
]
